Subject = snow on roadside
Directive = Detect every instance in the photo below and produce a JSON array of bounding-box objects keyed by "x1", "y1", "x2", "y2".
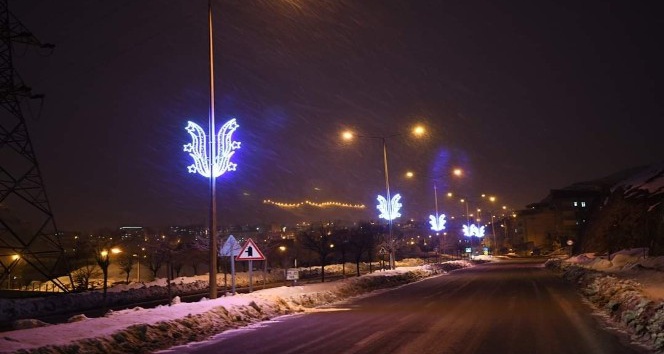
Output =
[
  {"x1": 546, "y1": 250, "x2": 664, "y2": 352},
  {"x1": 0, "y1": 262, "x2": 472, "y2": 354}
]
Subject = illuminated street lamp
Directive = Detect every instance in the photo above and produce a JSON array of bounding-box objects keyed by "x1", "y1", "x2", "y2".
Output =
[
  {"x1": 341, "y1": 124, "x2": 425, "y2": 269},
  {"x1": 97, "y1": 247, "x2": 121, "y2": 308},
  {"x1": 7, "y1": 254, "x2": 20, "y2": 290}
]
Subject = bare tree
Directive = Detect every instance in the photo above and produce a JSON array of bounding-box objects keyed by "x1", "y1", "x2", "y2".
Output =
[
  {"x1": 118, "y1": 253, "x2": 135, "y2": 283},
  {"x1": 71, "y1": 264, "x2": 100, "y2": 291},
  {"x1": 297, "y1": 223, "x2": 337, "y2": 282},
  {"x1": 146, "y1": 250, "x2": 164, "y2": 279},
  {"x1": 93, "y1": 246, "x2": 111, "y2": 309},
  {"x1": 349, "y1": 222, "x2": 381, "y2": 276}
]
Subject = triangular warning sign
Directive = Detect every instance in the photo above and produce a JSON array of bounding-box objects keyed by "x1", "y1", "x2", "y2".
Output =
[{"x1": 236, "y1": 238, "x2": 266, "y2": 261}]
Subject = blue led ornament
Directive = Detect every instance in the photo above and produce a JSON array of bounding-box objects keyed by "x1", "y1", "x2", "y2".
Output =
[
  {"x1": 429, "y1": 214, "x2": 446, "y2": 232},
  {"x1": 184, "y1": 118, "x2": 241, "y2": 178},
  {"x1": 462, "y1": 224, "x2": 485, "y2": 237},
  {"x1": 377, "y1": 193, "x2": 402, "y2": 221}
]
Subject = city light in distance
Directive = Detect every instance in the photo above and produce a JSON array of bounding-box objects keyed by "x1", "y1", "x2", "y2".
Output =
[{"x1": 263, "y1": 199, "x2": 366, "y2": 209}]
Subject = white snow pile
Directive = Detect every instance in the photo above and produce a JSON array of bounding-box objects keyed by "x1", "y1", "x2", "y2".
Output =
[
  {"x1": 0, "y1": 271, "x2": 285, "y2": 324},
  {"x1": 546, "y1": 249, "x2": 664, "y2": 352},
  {"x1": 0, "y1": 261, "x2": 472, "y2": 354}
]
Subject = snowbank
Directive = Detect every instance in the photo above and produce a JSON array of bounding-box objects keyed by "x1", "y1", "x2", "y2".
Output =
[
  {"x1": 0, "y1": 272, "x2": 283, "y2": 324},
  {"x1": 0, "y1": 262, "x2": 472, "y2": 354},
  {"x1": 546, "y1": 251, "x2": 664, "y2": 352}
]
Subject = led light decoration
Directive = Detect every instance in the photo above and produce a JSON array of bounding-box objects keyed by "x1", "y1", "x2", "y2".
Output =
[
  {"x1": 263, "y1": 199, "x2": 365, "y2": 209},
  {"x1": 377, "y1": 193, "x2": 402, "y2": 221},
  {"x1": 462, "y1": 224, "x2": 486, "y2": 237},
  {"x1": 183, "y1": 118, "x2": 241, "y2": 178},
  {"x1": 429, "y1": 214, "x2": 447, "y2": 232}
]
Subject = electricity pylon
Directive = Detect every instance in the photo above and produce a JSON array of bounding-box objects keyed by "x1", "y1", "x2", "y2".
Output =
[{"x1": 0, "y1": 0, "x2": 70, "y2": 292}]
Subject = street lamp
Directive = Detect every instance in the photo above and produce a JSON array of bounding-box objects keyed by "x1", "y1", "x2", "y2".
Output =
[
  {"x1": 182, "y1": 2, "x2": 241, "y2": 300},
  {"x1": 8, "y1": 254, "x2": 19, "y2": 290},
  {"x1": 97, "y1": 247, "x2": 119, "y2": 308},
  {"x1": 341, "y1": 125, "x2": 426, "y2": 269}
]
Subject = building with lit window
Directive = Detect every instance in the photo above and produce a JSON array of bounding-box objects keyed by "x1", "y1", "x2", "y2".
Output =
[{"x1": 511, "y1": 188, "x2": 602, "y2": 254}]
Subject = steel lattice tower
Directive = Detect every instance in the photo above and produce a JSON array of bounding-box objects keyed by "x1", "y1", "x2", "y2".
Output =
[{"x1": 0, "y1": 0, "x2": 70, "y2": 292}]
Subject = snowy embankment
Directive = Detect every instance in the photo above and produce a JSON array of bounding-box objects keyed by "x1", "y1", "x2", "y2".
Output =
[
  {"x1": 546, "y1": 249, "x2": 664, "y2": 352},
  {"x1": 0, "y1": 271, "x2": 286, "y2": 324},
  {"x1": 0, "y1": 261, "x2": 472, "y2": 354}
]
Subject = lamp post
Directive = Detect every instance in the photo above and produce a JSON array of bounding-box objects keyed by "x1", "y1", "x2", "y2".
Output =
[
  {"x1": 182, "y1": 2, "x2": 241, "y2": 299},
  {"x1": 342, "y1": 125, "x2": 425, "y2": 269},
  {"x1": 206, "y1": 0, "x2": 217, "y2": 300},
  {"x1": 8, "y1": 254, "x2": 19, "y2": 290},
  {"x1": 133, "y1": 252, "x2": 143, "y2": 282},
  {"x1": 479, "y1": 195, "x2": 500, "y2": 256}
]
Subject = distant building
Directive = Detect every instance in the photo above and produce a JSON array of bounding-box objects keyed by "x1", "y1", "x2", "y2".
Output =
[
  {"x1": 511, "y1": 188, "x2": 602, "y2": 254},
  {"x1": 119, "y1": 226, "x2": 145, "y2": 242}
]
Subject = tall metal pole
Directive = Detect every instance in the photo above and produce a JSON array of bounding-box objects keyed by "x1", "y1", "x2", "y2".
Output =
[
  {"x1": 434, "y1": 182, "x2": 442, "y2": 255},
  {"x1": 207, "y1": 0, "x2": 218, "y2": 299},
  {"x1": 491, "y1": 214, "x2": 497, "y2": 255},
  {"x1": 381, "y1": 138, "x2": 395, "y2": 269},
  {"x1": 464, "y1": 199, "x2": 471, "y2": 258},
  {"x1": 433, "y1": 183, "x2": 439, "y2": 218}
]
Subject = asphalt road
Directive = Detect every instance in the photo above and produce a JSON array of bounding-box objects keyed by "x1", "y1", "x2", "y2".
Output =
[{"x1": 163, "y1": 260, "x2": 649, "y2": 354}]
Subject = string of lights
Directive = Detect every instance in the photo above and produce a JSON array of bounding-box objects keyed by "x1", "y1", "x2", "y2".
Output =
[{"x1": 263, "y1": 199, "x2": 366, "y2": 209}]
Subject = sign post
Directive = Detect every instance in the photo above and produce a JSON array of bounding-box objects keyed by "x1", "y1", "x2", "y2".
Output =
[
  {"x1": 236, "y1": 238, "x2": 266, "y2": 293},
  {"x1": 220, "y1": 235, "x2": 241, "y2": 295},
  {"x1": 286, "y1": 268, "x2": 299, "y2": 286},
  {"x1": 378, "y1": 247, "x2": 388, "y2": 271}
]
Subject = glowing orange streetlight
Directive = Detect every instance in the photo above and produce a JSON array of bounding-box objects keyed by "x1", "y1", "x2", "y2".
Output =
[{"x1": 412, "y1": 125, "x2": 426, "y2": 137}]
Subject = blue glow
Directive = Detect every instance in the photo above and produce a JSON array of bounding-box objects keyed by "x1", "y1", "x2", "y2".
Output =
[
  {"x1": 377, "y1": 193, "x2": 402, "y2": 221},
  {"x1": 184, "y1": 119, "x2": 241, "y2": 178},
  {"x1": 462, "y1": 224, "x2": 485, "y2": 237},
  {"x1": 429, "y1": 214, "x2": 446, "y2": 231}
]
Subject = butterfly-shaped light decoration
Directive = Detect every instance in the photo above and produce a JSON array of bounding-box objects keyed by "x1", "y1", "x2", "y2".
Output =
[
  {"x1": 474, "y1": 225, "x2": 486, "y2": 237},
  {"x1": 377, "y1": 193, "x2": 402, "y2": 221},
  {"x1": 462, "y1": 224, "x2": 486, "y2": 237},
  {"x1": 429, "y1": 214, "x2": 446, "y2": 232},
  {"x1": 184, "y1": 118, "x2": 241, "y2": 178}
]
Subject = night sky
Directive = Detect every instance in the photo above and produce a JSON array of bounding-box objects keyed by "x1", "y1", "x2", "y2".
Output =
[{"x1": 9, "y1": 0, "x2": 663, "y2": 232}]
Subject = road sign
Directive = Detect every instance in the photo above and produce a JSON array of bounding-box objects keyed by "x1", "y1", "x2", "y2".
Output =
[
  {"x1": 236, "y1": 238, "x2": 266, "y2": 261},
  {"x1": 286, "y1": 268, "x2": 299, "y2": 280},
  {"x1": 220, "y1": 235, "x2": 241, "y2": 257},
  {"x1": 378, "y1": 247, "x2": 388, "y2": 255}
]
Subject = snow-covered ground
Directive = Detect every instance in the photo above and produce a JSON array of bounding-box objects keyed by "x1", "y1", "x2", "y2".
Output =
[
  {"x1": 3, "y1": 251, "x2": 664, "y2": 353},
  {"x1": 546, "y1": 248, "x2": 664, "y2": 352},
  {"x1": 0, "y1": 261, "x2": 472, "y2": 354}
]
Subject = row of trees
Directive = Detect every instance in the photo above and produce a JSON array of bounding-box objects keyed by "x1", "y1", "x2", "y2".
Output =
[
  {"x1": 62, "y1": 219, "x2": 473, "y2": 297},
  {"x1": 63, "y1": 221, "x2": 401, "y2": 291}
]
